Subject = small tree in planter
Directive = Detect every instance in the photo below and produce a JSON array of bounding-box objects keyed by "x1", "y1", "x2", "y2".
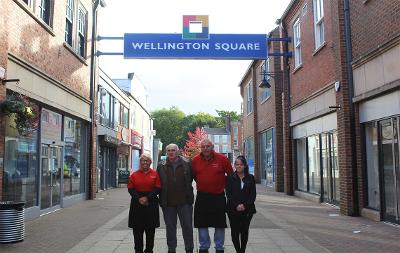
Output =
[{"x1": 1, "y1": 92, "x2": 39, "y2": 136}]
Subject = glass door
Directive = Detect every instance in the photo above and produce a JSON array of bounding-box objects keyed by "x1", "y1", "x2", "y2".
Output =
[
  {"x1": 321, "y1": 132, "x2": 339, "y2": 205},
  {"x1": 380, "y1": 118, "x2": 400, "y2": 224},
  {"x1": 40, "y1": 145, "x2": 62, "y2": 209}
]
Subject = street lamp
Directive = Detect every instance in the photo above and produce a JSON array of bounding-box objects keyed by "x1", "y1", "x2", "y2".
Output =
[{"x1": 259, "y1": 71, "x2": 282, "y2": 89}]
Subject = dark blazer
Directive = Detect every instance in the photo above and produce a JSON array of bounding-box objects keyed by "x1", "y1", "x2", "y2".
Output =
[{"x1": 226, "y1": 172, "x2": 256, "y2": 216}]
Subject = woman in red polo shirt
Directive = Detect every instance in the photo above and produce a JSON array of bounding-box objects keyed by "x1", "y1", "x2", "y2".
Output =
[{"x1": 128, "y1": 153, "x2": 161, "y2": 253}]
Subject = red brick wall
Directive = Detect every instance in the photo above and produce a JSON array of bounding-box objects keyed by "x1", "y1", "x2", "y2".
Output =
[
  {"x1": 350, "y1": 0, "x2": 400, "y2": 61},
  {"x1": 285, "y1": 0, "x2": 337, "y2": 106},
  {"x1": 1, "y1": 0, "x2": 95, "y2": 199},
  {"x1": 241, "y1": 72, "x2": 255, "y2": 141},
  {"x1": 7, "y1": 0, "x2": 92, "y2": 99}
]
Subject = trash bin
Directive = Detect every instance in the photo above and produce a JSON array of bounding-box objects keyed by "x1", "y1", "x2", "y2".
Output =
[{"x1": 0, "y1": 201, "x2": 25, "y2": 243}]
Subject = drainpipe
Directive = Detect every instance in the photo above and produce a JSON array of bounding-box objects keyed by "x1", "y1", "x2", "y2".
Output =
[
  {"x1": 278, "y1": 18, "x2": 293, "y2": 195},
  {"x1": 343, "y1": 0, "x2": 358, "y2": 215},
  {"x1": 89, "y1": 0, "x2": 106, "y2": 199}
]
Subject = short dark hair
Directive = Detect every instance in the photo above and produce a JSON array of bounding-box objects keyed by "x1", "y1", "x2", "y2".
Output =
[{"x1": 235, "y1": 155, "x2": 249, "y2": 175}]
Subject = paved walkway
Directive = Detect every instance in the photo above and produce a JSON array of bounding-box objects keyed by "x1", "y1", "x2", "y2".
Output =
[{"x1": 1, "y1": 185, "x2": 400, "y2": 252}]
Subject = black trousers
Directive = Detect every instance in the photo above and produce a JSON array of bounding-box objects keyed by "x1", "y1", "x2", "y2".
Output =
[
  {"x1": 133, "y1": 227, "x2": 155, "y2": 253},
  {"x1": 228, "y1": 214, "x2": 253, "y2": 253}
]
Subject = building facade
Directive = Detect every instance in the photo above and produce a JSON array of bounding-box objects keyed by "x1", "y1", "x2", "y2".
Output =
[
  {"x1": 350, "y1": 0, "x2": 400, "y2": 224},
  {"x1": 239, "y1": 28, "x2": 284, "y2": 191},
  {"x1": 96, "y1": 70, "x2": 131, "y2": 190},
  {"x1": 113, "y1": 73, "x2": 154, "y2": 172},
  {"x1": 0, "y1": 0, "x2": 95, "y2": 220}
]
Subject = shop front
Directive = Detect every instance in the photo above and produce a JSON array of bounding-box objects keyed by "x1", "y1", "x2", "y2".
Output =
[
  {"x1": 360, "y1": 91, "x2": 400, "y2": 224},
  {"x1": 131, "y1": 130, "x2": 143, "y2": 172},
  {"x1": 293, "y1": 113, "x2": 340, "y2": 205},
  {"x1": 3, "y1": 106, "x2": 88, "y2": 217},
  {"x1": 98, "y1": 134, "x2": 119, "y2": 190}
]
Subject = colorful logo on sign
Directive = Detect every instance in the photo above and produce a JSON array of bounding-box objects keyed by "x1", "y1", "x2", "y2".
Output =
[{"x1": 182, "y1": 15, "x2": 209, "y2": 39}]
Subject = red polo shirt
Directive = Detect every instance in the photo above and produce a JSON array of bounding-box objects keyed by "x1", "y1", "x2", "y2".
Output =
[
  {"x1": 192, "y1": 151, "x2": 233, "y2": 194},
  {"x1": 128, "y1": 168, "x2": 161, "y2": 192}
]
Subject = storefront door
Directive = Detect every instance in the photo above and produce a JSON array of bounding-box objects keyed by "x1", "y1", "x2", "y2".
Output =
[
  {"x1": 380, "y1": 118, "x2": 400, "y2": 224},
  {"x1": 40, "y1": 145, "x2": 63, "y2": 209},
  {"x1": 321, "y1": 132, "x2": 340, "y2": 205}
]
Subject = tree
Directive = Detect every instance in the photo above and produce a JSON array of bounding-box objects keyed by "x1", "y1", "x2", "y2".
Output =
[
  {"x1": 215, "y1": 110, "x2": 241, "y2": 122},
  {"x1": 152, "y1": 107, "x2": 186, "y2": 152},
  {"x1": 182, "y1": 127, "x2": 208, "y2": 159}
]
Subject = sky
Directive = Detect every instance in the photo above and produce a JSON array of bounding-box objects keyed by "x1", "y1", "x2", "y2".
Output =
[{"x1": 97, "y1": 0, "x2": 291, "y2": 116}]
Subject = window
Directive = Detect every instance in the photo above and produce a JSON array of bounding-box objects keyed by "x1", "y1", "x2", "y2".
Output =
[
  {"x1": 77, "y1": 6, "x2": 88, "y2": 57},
  {"x1": 20, "y1": 0, "x2": 53, "y2": 27},
  {"x1": 64, "y1": 1, "x2": 88, "y2": 58},
  {"x1": 65, "y1": 0, "x2": 74, "y2": 46},
  {"x1": 114, "y1": 99, "x2": 120, "y2": 128},
  {"x1": 222, "y1": 135, "x2": 228, "y2": 144},
  {"x1": 246, "y1": 81, "x2": 253, "y2": 114},
  {"x1": 122, "y1": 106, "x2": 129, "y2": 128},
  {"x1": 307, "y1": 135, "x2": 321, "y2": 194},
  {"x1": 293, "y1": 18, "x2": 302, "y2": 68},
  {"x1": 365, "y1": 122, "x2": 380, "y2": 210},
  {"x1": 244, "y1": 137, "x2": 255, "y2": 174},
  {"x1": 214, "y1": 135, "x2": 220, "y2": 143},
  {"x1": 313, "y1": 0, "x2": 325, "y2": 48},
  {"x1": 233, "y1": 126, "x2": 239, "y2": 146},
  {"x1": 260, "y1": 59, "x2": 271, "y2": 101},
  {"x1": 100, "y1": 90, "x2": 111, "y2": 127}
]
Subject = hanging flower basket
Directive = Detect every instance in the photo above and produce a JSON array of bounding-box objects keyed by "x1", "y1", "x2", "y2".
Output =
[{"x1": 1, "y1": 93, "x2": 39, "y2": 136}]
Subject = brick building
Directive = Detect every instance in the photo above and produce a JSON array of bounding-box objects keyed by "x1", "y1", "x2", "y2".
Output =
[
  {"x1": 0, "y1": 0, "x2": 103, "y2": 220},
  {"x1": 350, "y1": 0, "x2": 400, "y2": 223},
  {"x1": 279, "y1": 0, "x2": 357, "y2": 215},
  {"x1": 239, "y1": 28, "x2": 285, "y2": 191}
]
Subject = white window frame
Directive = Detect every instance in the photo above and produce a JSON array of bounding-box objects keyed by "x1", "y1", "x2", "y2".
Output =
[
  {"x1": 293, "y1": 18, "x2": 302, "y2": 68},
  {"x1": 20, "y1": 0, "x2": 53, "y2": 27},
  {"x1": 260, "y1": 59, "x2": 271, "y2": 101},
  {"x1": 246, "y1": 81, "x2": 253, "y2": 114},
  {"x1": 313, "y1": 0, "x2": 325, "y2": 49},
  {"x1": 64, "y1": 1, "x2": 88, "y2": 58}
]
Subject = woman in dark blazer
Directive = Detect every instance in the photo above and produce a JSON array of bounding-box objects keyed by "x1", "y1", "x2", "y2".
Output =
[
  {"x1": 226, "y1": 155, "x2": 256, "y2": 253},
  {"x1": 128, "y1": 153, "x2": 161, "y2": 253}
]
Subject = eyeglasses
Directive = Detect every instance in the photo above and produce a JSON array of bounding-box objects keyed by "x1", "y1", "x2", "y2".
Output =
[{"x1": 140, "y1": 160, "x2": 151, "y2": 163}]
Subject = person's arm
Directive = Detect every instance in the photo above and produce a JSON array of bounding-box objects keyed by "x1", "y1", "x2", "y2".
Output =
[
  {"x1": 224, "y1": 157, "x2": 233, "y2": 175},
  {"x1": 147, "y1": 171, "x2": 161, "y2": 199},
  {"x1": 127, "y1": 175, "x2": 140, "y2": 199},
  {"x1": 226, "y1": 176, "x2": 239, "y2": 210},
  {"x1": 245, "y1": 175, "x2": 257, "y2": 208}
]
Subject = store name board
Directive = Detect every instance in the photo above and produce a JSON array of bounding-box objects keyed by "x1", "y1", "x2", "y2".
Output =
[
  {"x1": 124, "y1": 33, "x2": 268, "y2": 59},
  {"x1": 131, "y1": 130, "x2": 142, "y2": 149}
]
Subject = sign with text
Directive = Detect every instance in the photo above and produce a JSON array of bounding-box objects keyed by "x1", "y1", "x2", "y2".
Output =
[{"x1": 124, "y1": 33, "x2": 268, "y2": 59}]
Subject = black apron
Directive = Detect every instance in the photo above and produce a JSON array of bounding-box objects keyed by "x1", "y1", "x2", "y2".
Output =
[{"x1": 194, "y1": 192, "x2": 227, "y2": 228}]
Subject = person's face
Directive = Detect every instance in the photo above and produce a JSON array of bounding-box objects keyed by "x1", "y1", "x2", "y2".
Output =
[
  {"x1": 234, "y1": 159, "x2": 245, "y2": 174},
  {"x1": 200, "y1": 141, "x2": 214, "y2": 157},
  {"x1": 140, "y1": 157, "x2": 151, "y2": 171},
  {"x1": 166, "y1": 147, "x2": 178, "y2": 160}
]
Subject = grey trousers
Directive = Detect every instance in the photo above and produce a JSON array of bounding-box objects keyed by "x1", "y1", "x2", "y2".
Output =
[{"x1": 162, "y1": 204, "x2": 194, "y2": 251}]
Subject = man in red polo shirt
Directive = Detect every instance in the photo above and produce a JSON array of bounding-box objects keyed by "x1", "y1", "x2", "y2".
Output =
[{"x1": 192, "y1": 139, "x2": 233, "y2": 253}]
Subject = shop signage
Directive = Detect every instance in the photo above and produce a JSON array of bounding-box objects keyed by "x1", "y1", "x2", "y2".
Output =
[
  {"x1": 124, "y1": 33, "x2": 268, "y2": 59},
  {"x1": 131, "y1": 130, "x2": 142, "y2": 149},
  {"x1": 118, "y1": 169, "x2": 130, "y2": 184},
  {"x1": 102, "y1": 135, "x2": 120, "y2": 146}
]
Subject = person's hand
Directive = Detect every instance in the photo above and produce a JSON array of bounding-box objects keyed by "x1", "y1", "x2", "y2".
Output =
[
  {"x1": 139, "y1": 196, "x2": 149, "y2": 206},
  {"x1": 236, "y1": 204, "x2": 246, "y2": 211}
]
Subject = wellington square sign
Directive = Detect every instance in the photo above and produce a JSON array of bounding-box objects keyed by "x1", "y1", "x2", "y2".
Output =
[{"x1": 122, "y1": 15, "x2": 268, "y2": 60}]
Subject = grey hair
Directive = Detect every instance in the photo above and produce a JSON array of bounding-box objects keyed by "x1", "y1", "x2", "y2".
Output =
[
  {"x1": 200, "y1": 138, "x2": 214, "y2": 146},
  {"x1": 139, "y1": 153, "x2": 152, "y2": 162},
  {"x1": 166, "y1": 143, "x2": 179, "y2": 151}
]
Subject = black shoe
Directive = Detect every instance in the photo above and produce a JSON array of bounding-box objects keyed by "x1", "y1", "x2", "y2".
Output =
[
  {"x1": 216, "y1": 250, "x2": 224, "y2": 253},
  {"x1": 167, "y1": 251, "x2": 176, "y2": 253},
  {"x1": 198, "y1": 250, "x2": 209, "y2": 253},
  {"x1": 185, "y1": 249, "x2": 193, "y2": 253}
]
